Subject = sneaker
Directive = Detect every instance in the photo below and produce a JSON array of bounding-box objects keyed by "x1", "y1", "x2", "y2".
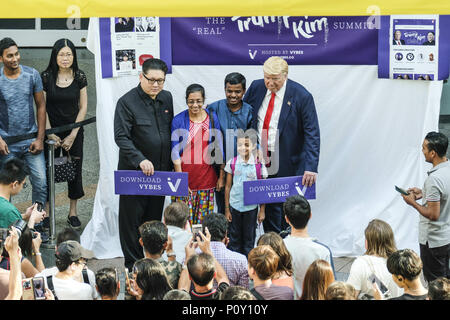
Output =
[{"x1": 67, "y1": 215, "x2": 82, "y2": 228}]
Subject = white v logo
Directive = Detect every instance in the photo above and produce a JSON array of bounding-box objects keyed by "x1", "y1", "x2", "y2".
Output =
[
  {"x1": 168, "y1": 178, "x2": 181, "y2": 192},
  {"x1": 249, "y1": 50, "x2": 257, "y2": 59},
  {"x1": 295, "y1": 182, "x2": 307, "y2": 196}
]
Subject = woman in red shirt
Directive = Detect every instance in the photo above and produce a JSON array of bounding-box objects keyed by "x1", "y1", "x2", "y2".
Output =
[{"x1": 171, "y1": 84, "x2": 224, "y2": 225}]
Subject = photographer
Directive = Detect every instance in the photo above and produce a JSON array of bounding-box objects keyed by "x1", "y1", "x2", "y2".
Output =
[
  {"x1": 0, "y1": 158, "x2": 45, "y2": 230},
  {"x1": 2, "y1": 227, "x2": 22, "y2": 300},
  {"x1": 0, "y1": 220, "x2": 45, "y2": 277}
]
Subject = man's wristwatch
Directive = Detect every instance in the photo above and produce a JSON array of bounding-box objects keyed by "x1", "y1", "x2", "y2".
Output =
[{"x1": 166, "y1": 251, "x2": 176, "y2": 257}]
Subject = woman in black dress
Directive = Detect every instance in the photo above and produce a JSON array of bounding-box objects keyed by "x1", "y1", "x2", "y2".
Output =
[{"x1": 41, "y1": 38, "x2": 88, "y2": 229}]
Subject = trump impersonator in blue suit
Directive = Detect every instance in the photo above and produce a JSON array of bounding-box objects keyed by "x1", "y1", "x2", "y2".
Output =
[{"x1": 243, "y1": 56, "x2": 320, "y2": 233}]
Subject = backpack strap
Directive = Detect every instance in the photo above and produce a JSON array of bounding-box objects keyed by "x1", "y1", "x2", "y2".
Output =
[
  {"x1": 82, "y1": 268, "x2": 89, "y2": 284},
  {"x1": 255, "y1": 161, "x2": 262, "y2": 180},
  {"x1": 231, "y1": 156, "x2": 237, "y2": 175},
  {"x1": 250, "y1": 288, "x2": 265, "y2": 300},
  {"x1": 46, "y1": 275, "x2": 59, "y2": 300}
]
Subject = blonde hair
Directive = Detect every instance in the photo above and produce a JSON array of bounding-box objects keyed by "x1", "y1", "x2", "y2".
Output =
[
  {"x1": 263, "y1": 56, "x2": 288, "y2": 75},
  {"x1": 325, "y1": 281, "x2": 356, "y2": 300}
]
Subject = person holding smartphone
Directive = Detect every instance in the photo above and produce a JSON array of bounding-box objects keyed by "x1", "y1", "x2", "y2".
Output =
[{"x1": 401, "y1": 132, "x2": 450, "y2": 283}]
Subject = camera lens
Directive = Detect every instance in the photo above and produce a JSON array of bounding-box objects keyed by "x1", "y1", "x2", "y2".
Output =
[{"x1": 11, "y1": 219, "x2": 27, "y2": 238}]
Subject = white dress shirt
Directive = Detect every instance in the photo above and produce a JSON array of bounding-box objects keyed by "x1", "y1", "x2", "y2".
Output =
[{"x1": 257, "y1": 80, "x2": 287, "y2": 151}]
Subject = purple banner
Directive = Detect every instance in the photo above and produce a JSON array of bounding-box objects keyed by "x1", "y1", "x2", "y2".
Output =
[
  {"x1": 171, "y1": 16, "x2": 377, "y2": 65},
  {"x1": 243, "y1": 176, "x2": 316, "y2": 205},
  {"x1": 114, "y1": 170, "x2": 188, "y2": 197}
]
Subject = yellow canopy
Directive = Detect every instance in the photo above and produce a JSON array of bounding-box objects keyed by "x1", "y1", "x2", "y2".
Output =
[{"x1": 1, "y1": 0, "x2": 449, "y2": 18}]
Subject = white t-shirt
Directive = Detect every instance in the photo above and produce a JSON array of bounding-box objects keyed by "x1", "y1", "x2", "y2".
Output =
[
  {"x1": 346, "y1": 255, "x2": 403, "y2": 299},
  {"x1": 283, "y1": 235, "x2": 333, "y2": 299},
  {"x1": 162, "y1": 225, "x2": 192, "y2": 264},
  {"x1": 37, "y1": 267, "x2": 99, "y2": 300}
]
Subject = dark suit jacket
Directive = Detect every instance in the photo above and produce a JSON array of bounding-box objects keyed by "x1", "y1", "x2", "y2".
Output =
[
  {"x1": 393, "y1": 39, "x2": 405, "y2": 45},
  {"x1": 423, "y1": 40, "x2": 435, "y2": 45},
  {"x1": 243, "y1": 79, "x2": 320, "y2": 177}
]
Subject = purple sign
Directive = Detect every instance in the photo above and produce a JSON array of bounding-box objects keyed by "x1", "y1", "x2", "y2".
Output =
[
  {"x1": 243, "y1": 176, "x2": 316, "y2": 205},
  {"x1": 114, "y1": 170, "x2": 188, "y2": 197},
  {"x1": 171, "y1": 16, "x2": 378, "y2": 65}
]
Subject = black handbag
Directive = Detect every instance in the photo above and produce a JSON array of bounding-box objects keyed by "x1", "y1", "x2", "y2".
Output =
[{"x1": 52, "y1": 152, "x2": 77, "y2": 183}]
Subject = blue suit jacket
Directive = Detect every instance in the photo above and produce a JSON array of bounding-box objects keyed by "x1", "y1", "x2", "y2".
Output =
[{"x1": 243, "y1": 79, "x2": 320, "y2": 177}]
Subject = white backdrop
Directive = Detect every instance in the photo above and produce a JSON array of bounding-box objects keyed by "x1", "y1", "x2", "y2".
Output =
[{"x1": 81, "y1": 18, "x2": 442, "y2": 259}]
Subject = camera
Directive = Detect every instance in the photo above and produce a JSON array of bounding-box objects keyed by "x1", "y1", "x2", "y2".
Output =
[{"x1": 10, "y1": 219, "x2": 27, "y2": 238}]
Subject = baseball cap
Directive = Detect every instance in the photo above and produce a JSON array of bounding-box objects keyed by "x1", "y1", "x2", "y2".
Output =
[{"x1": 55, "y1": 240, "x2": 95, "y2": 262}]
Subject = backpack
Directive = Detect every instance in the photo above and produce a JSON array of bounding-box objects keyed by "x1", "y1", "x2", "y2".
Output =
[
  {"x1": 47, "y1": 269, "x2": 90, "y2": 300},
  {"x1": 230, "y1": 156, "x2": 262, "y2": 180}
]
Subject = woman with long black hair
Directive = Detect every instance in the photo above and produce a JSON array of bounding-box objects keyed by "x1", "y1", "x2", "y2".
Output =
[{"x1": 41, "y1": 38, "x2": 88, "y2": 229}]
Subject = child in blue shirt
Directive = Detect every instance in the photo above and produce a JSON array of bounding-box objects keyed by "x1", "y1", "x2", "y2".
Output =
[{"x1": 224, "y1": 131, "x2": 267, "y2": 257}]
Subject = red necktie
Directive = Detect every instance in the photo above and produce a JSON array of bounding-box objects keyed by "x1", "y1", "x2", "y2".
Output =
[{"x1": 262, "y1": 92, "x2": 276, "y2": 156}]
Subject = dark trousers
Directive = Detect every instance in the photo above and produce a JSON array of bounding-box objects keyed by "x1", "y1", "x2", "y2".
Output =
[
  {"x1": 228, "y1": 207, "x2": 258, "y2": 257},
  {"x1": 263, "y1": 202, "x2": 289, "y2": 234},
  {"x1": 119, "y1": 194, "x2": 165, "y2": 270},
  {"x1": 44, "y1": 130, "x2": 85, "y2": 200},
  {"x1": 420, "y1": 242, "x2": 450, "y2": 283},
  {"x1": 215, "y1": 189, "x2": 225, "y2": 214}
]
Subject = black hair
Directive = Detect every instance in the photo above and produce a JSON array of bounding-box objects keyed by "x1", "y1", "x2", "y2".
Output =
[
  {"x1": 139, "y1": 221, "x2": 168, "y2": 255},
  {"x1": 185, "y1": 83, "x2": 205, "y2": 103},
  {"x1": 43, "y1": 39, "x2": 79, "y2": 97},
  {"x1": 221, "y1": 285, "x2": 255, "y2": 300},
  {"x1": 142, "y1": 58, "x2": 168, "y2": 75},
  {"x1": 0, "y1": 37, "x2": 17, "y2": 57},
  {"x1": 187, "y1": 253, "x2": 215, "y2": 286},
  {"x1": 163, "y1": 201, "x2": 189, "y2": 229},
  {"x1": 56, "y1": 227, "x2": 81, "y2": 246},
  {"x1": 202, "y1": 213, "x2": 228, "y2": 242},
  {"x1": 387, "y1": 249, "x2": 422, "y2": 281},
  {"x1": 0, "y1": 158, "x2": 29, "y2": 185},
  {"x1": 425, "y1": 131, "x2": 448, "y2": 157},
  {"x1": 224, "y1": 72, "x2": 246, "y2": 91},
  {"x1": 95, "y1": 267, "x2": 119, "y2": 298},
  {"x1": 236, "y1": 129, "x2": 258, "y2": 146},
  {"x1": 133, "y1": 258, "x2": 172, "y2": 300},
  {"x1": 283, "y1": 195, "x2": 311, "y2": 229}
]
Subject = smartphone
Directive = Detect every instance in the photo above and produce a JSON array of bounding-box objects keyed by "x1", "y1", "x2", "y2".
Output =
[
  {"x1": 395, "y1": 185, "x2": 409, "y2": 196},
  {"x1": 32, "y1": 276, "x2": 46, "y2": 300},
  {"x1": 22, "y1": 278, "x2": 35, "y2": 300},
  {"x1": 369, "y1": 273, "x2": 389, "y2": 294},
  {"x1": 191, "y1": 224, "x2": 202, "y2": 242},
  {"x1": 35, "y1": 201, "x2": 43, "y2": 212}
]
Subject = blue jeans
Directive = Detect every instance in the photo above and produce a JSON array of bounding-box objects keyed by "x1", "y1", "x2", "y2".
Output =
[{"x1": 0, "y1": 140, "x2": 48, "y2": 204}]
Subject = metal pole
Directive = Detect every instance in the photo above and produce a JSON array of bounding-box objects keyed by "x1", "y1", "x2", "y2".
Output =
[{"x1": 42, "y1": 139, "x2": 56, "y2": 249}]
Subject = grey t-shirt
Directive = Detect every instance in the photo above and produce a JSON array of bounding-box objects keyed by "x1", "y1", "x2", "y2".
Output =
[
  {"x1": 253, "y1": 283, "x2": 294, "y2": 300},
  {"x1": 0, "y1": 65, "x2": 43, "y2": 140},
  {"x1": 420, "y1": 160, "x2": 450, "y2": 248}
]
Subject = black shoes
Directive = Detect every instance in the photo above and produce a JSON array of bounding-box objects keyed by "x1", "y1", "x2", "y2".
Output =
[{"x1": 67, "y1": 215, "x2": 82, "y2": 229}]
